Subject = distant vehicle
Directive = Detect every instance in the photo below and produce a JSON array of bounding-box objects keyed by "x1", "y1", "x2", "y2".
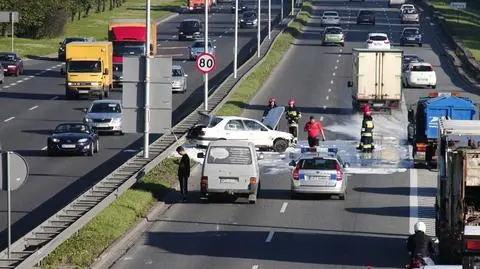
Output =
[
  {"x1": 366, "y1": 33, "x2": 391, "y2": 49},
  {"x1": 58, "y1": 37, "x2": 94, "y2": 60},
  {"x1": 113, "y1": 63, "x2": 123, "y2": 88},
  {"x1": 322, "y1": 27, "x2": 344, "y2": 46},
  {"x1": 403, "y1": 54, "x2": 424, "y2": 70},
  {"x1": 320, "y1": 11, "x2": 340, "y2": 27},
  {"x1": 188, "y1": 40, "x2": 216, "y2": 60},
  {"x1": 400, "y1": 4, "x2": 415, "y2": 16},
  {"x1": 289, "y1": 147, "x2": 350, "y2": 200},
  {"x1": 83, "y1": 99, "x2": 123, "y2": 135},
  {"x1": 0, "y1": 52, "x2": 24, "y2": 76},
  {"x1": 0, "y1": 66, "x2": 3, "y2": 84},
  {"x1": 231, "y1": 0, "x2": 247, "y2": 13},
  {"x1": 402, "y1": 62, "x2": 437, "y2": 88},
  {"x1": 171, "y1": 65, "x2": 188, "y2": 93},
  {"x1": 240, "y1": 11, "x2": 258, "y2": 28},
  {"x1": 400, "y1": 27, "x2": 422, "y2": 47},
  {"x1": 356, "y1": 10, "x2": 375, "y2": 25},
  {"x1": 47, "y1": 123, "x2": 99, "y2": 156},
  {"x1": 197, "y1": 140, "x2": 261, "y2": 203},
  {"x1": 187, "y1": 114, "x2": 294, "y2": 152},
  {"x1": 178, "y1": 19, "x2": 202, "y2": 41},
  {"x1": 187, "y1": 0, "x2": 213, "y2": 12},
  {"x1": 401, "y1": 8, "x2": 420, "y2": 23},
  {"x1": 389, "y1": 0, "x2": 406, "y2": 6}
]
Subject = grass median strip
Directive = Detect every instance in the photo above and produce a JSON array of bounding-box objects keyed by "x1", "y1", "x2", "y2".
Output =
[
  {"x1": 0, "y1": 0, "x2": 184, "y2": 58},
  {"x1": 215, "y1": 1, "x2": 311, "y2": 116},
  {"x1": 41, "y1": 157, "x2": 195, "y2": 269},
  {"x1": 430, "y1": 0, "x2": 480, "y2": 61}
]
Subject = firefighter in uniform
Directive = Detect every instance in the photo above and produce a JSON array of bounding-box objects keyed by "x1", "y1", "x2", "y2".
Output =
[
  {"x1": 285, "y1": 98, "x2": 301, "y2": 143},
  {"x1": 357, "y1": 104, "x2": 374, "y2": 153}
]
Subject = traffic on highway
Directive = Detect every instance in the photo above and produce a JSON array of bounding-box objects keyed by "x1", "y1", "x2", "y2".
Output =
[{"x1": 0, "y1": 0, "x2": 479, "y2": 267}]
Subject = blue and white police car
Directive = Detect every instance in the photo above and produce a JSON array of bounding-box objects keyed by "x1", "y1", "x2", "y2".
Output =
[{"x1": 289, "y1": 147, "x2": 350, "y2": 200}]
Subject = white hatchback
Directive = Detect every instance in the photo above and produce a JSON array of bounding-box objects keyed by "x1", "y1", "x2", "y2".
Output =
[
  {"x1": 403, "y1": 62, "x2": 437, "y2": 88},
  {"x1": 366, "y1": 33, "x2": 391, "y2": 49},
  {"x1": 321, "y1": 11, "x2": 340, "y2": 27},
  {"x1": 400, "y1": 4, "x2": 415, "y2": 16}
]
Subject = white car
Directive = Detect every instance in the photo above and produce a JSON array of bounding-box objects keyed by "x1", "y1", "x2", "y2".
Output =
[
  {"x1": 403, "y1": 62, "x2": 437, "y2": 88},
  {"x1": 400, "y1": 4, "x2": 415, "y2": 16},
  {"x1": 366, "y1": 33, "x2": 391, "y2": 49},
  {"x1": 321, "y1": 11, "x2": 340, "y2": 27},
  {"x1": 187, "y1": 115, "x2": 294, "y2": 152}
]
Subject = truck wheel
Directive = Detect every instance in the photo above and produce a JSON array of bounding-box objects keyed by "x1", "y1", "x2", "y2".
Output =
[
  {"x1": 273, "y1": 138, "x2": 288, "y2": 152},
  {"x1": 104, "y1": 88, "x2": 109, "y2": 98},
  {"x1": 431, "y1": 85, "x2": 436, "y2": 89}
]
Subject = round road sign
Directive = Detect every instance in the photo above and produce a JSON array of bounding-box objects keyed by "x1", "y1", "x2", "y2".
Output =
[{"x1": 195, "y1": 52, "x2": 216, "y2": 74}]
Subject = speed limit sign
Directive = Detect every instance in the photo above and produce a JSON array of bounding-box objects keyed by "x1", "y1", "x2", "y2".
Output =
[{"x1": 195, "y1": 52, "x2": 216, "y2": 74}]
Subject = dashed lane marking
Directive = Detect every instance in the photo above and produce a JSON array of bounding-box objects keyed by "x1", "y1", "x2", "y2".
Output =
[
  {"x1": 326, "y1": 95, "x2": 330, "y2": 100},
  {"x1": 280, "y1": 202, "x2": 288, "y2": 213},
  {"x1": 323, "y1": 105, "x2": 327, "y2": 110},
  {"x1": 265, "y1": 231, "x2": 274, "y2": 243},
  {"x1": 29, "y1": 105, "x2": 38, "y2": 111},
  {"x1": 51, "y1": 96, "x2": 59, "y2": 100},
  {"x1": 252, "y1": 266, "x2": 259, "y2": 269},
  {"x1": 10, "y1": 82, "x2": 16, "y2": 86},
  {"x1": 41, "y1": 146, "x2": 47, "y2": 151},
  {"x1": 328, "y1": 88, "x2": 332, "y2": 92},
  {"x1": 330, "y1": 80, "x2": 334, "y2": 84},
  {"x1": 2, "y1": 85, "x2": 10, "y2": 89},
  {"x1": 332, "y1": 72, "x2": 336, "y2": 76},
  {"x1": 334, "y1": 65, "x2": 338, "y2": 69},
  {"x1": 4, "y1": 117, "x2": 15, "y2": 122}
]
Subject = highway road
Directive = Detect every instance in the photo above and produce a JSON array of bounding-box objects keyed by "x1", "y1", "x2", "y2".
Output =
[
  {"x1": 109, "y1": 0, "x2": 480, "y2": 268},
  {"x1": 0, "y1": 0, "x2": 288, "y2": 249}
]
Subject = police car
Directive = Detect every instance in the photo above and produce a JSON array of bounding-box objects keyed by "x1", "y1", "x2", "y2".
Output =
[{"x1": 289, "y1": 147, "x2": 349, "y2": 199}]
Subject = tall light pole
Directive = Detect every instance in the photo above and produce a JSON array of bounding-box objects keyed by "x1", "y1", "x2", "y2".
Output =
[
  {"x1": 268, "y1": 0, "x2": 271, "y2": 39},
  {"x1": 291, "y1": 0, "x2": 294, "y2": 15},
  {"x1": 144, "y1": 0, "x2": 151, "y2": 158},
  {"x1": 281, "y1": 0, "x2": 284, "y2": 20},
  {"x1": 204, "y1": 0, "x2": 209, "y2": 111},
  {"x1": 257, "y1": 0, "x2": 261, "y2": 57},
  {"x1": 234, "y1": 0, "x2": 238, "y2": 78}
]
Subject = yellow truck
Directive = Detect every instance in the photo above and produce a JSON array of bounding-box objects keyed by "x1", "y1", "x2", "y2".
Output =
[{"x1": 64, "y1": 41, "x2": 113, "y2": 99}]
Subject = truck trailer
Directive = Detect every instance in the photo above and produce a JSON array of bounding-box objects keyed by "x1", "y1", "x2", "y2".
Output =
[
  {"x1": 347, "y1": 48, "x2": 403, "y2": 113},
  {"x1": 408, "y1": 92, "x2": 477, "y2": 167},
  {"x1": 436, "y1": 117, "x2": 480, "y2": 268}
]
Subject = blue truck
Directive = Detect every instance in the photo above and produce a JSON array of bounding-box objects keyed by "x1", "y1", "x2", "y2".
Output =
[{"x1": 407, "y1": 92, "x2": 478, "y2": 167}]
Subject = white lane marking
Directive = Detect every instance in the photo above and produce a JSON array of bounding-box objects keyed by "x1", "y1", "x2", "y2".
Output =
[
  {"x1": 430, "y1": 22, "x2": 435, "y2": 26},
  {"x1": 46, "y1": 68, "x2": 52, "y2": 71},
  {"x1": 330, "y1": 80, "x2": 334, "y2": 84},
  {"x1": 29, "y1": 105, "x2": 39, "y2": 111},
  {"x1": 171, "y1": 35, "x2": 176, "y2": 38},
  {"x1": 219, "y1": 35, "x2": 223, "y2": 38},
  {"x1": 41, "y1": 146, "x2": 47, "y2": 150},
  {"x1": 409, "y1": 169, "x2": 419, "y2": 234},
  {"x1": 320, "y1": 116, "x2": 324, "y2": 121},
  {"x1": 3, "y1": 85, "x2": 10, "y2": 89},
  {"x1": 23, "y1": 77, "x2": 31, "y2": 81},
  {"x1": 17, "y1": 79, "x2": 24, "y2": 83},
  {"x1": 51, "y1": 96, "x2": 59, "y2": 100},
  {"x1": 182, "y1": 60, "x2": 187, "y2": 63},
  {"x1": 338, "y1": 54, "x2": 341, "y2": 58},
  {"x1": 34, "y1": 72, "x2": 42, "y2": 76},
  {"x1": 328, "y1": 88, "x2": 332, "y2": 92},
  {"x1": 10, "y1": 82, "x2": 17, "y2": 86},
  {"x1": 336, "y1": 59, "x2": 340, "y2": 63},
  {"x1": 332, "y1": 72, "x2": 336, "y2": 76},
  {"x1": 334, "y1": 65, "x2": 338, "y2": 69},
  {"x1": 252, "y1": 266, "x2": 259, "y2": 269},
  {"x1": 339, "y1": 49, "x2": 343, "y2": 53},
  {"x1": 280, "y1": 202, "x2": 288, "y2": 213},
  {"x1": 28, "y1": 75, "x2": 34, "y2": 78},
  {"x1": 326, "y1": 95, "x2": 330, "y2": 100},
  {"x1": 323, "y1": 105, "x2": 327, "y2": 110},
  {"x1": 265, "y1": 231, "x2": 274, "y2": 243},
  {"x1": 4, "y1": 117, "x2": 15, "y2": 122}
]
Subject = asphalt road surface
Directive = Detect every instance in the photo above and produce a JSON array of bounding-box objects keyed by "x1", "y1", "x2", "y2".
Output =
[
  {"x1": 109, "y1": 0, "x2": 480, "y2": 268},
  {"x1": 0, "y1": 0, "x2": 288, "y2": 249}
]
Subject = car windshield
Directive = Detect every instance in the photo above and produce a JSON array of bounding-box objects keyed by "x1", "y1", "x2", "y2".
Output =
[
  {"x1": 68, "y1": 60, "x2": 101, "y2": 73},
  {"x1": 369, "y1": 35, "x2": 387, "y2": 41},
  {"x1": 359, "y1": 11, "x2": 373, "y2": 15},
  {"x1": 65, "y1": 38, "x2": 86, "y2": 44},
  {"x1": 326, "y1": 28, "x2": 342, "y2": 34},
  {"x1": 298, "y1": 158, "x2": 337, "y2": 170},
  {"x1": 113, "y1": 41, "x2": 145, "y2": 56},
  {"x1": 243, "y1": 12, "x2": 256, "y2": 18},
  {"x1": 324, "y1": 12, "x2": 338, "y2": 17},
  {"x1": 412, "y1": 65, "x2": 433, "y2": 72},
  {"x1": 404, "y1": 9, "x2": 417, "y2": 14},
  {"x1": 207, "y1": 146, "x2": 252, "y2": 165},
  {"x1": 0, "y1": 54, "x2": 16, "y2": 61},
  {"x1": 193, "y1": 41, "x2": 212, "y2": 48},
  {"x1": 172, "y1": 68, "x2": 183, "y2": 76},
  {"x1": 181, "y1": 20, "x2": 200, "y2": 29},
  {"x1": 54, "y1": 124, "x2": 90, "y2": 133},
  {"x1": 89, "y1": 103, "x2": 121, "y2": 113},
  {"x1": 208, "y1": 117, "x2": 222, "y2": 127},
  {"x1": 403, "y1": 29, "x2": 419, "y2": 35}
]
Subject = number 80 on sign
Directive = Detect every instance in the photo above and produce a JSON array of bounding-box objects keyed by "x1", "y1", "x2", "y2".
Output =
[{"x1": 195, "y1": 52, "x2": 216, "y2": 74}]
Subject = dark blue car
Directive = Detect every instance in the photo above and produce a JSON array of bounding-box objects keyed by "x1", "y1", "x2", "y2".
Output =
[
  {"x1": 47, "y1": 123, "x2": 99, "y2": 156},
  {"x1": 400, "y1": 27, "x2": 422, "y2": 47}
]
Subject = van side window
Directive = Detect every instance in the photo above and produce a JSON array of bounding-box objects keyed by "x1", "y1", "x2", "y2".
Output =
[
  {"x1": 243, "y1": 120, "x2": 266, "y2": 131},
  {"x1": 225, "y1": 120, "x2": 244, "y2": 130}
]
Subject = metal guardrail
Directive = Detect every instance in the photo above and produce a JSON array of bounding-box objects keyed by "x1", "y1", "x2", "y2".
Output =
[{"x1": 0, "y1": 8, "x2": 300, "y2": 269}]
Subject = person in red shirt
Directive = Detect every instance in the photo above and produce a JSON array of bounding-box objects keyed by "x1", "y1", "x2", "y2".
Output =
[{"x1": 304, "y1": 116, "x2": 326, "y2": 147}]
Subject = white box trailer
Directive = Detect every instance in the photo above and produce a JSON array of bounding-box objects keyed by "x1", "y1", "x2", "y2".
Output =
[{"x1": 348, "y1": 48, "x2": 403, "y2": 113}]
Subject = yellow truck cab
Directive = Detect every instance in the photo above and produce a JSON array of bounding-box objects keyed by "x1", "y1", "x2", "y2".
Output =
[{"x1": 64, "y1": 41, "x2": 113, "y2": 99}]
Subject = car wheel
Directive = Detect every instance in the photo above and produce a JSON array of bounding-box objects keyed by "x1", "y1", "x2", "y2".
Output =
[
  {"x1": 338, "y1": 192, "x2": 346, "y2": 200},
  {"x1": 273, "y1": 138, "x2": 288, "y2": 152},
  {"x1": 400, "y1": 42, "x2": 404, "y2": 46},
  {"x1": 47, "y1": 147, "x2": 54, "y2": 156},
  {"x1": 0, "y1": 79, "x2": 2, "y2": 84},
  {"x1": 94, "y1": 140, "x2": 99, "y2": 153},
  {"x1": 419, "y1": 43, "x2": 423, "y2": 47},
  {"x1": 341, "y1": 43, "x2": 345, "y2": 47},
  {"x1": 65, "y1": 89, "x2": 73, "y2": 100},
  {"x1": 432, "y1": 85, "x2": 436, "y2": 89},
  {"x1": 88, "y1": 142, "x2": 94, "y2": 156}
]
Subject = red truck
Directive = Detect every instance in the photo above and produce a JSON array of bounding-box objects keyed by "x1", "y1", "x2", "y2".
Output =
[
  {"x1": 187, "y1": 0, "x2": 215, "y2": 12},
  {"x1": 108, "y1": 19, "x2": 158, "y2": 87}
]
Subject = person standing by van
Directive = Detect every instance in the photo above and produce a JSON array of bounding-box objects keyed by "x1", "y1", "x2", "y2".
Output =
[
  {"x1": 304, "y1": 116, "x2": 326, "y2": 147},
  {"x1": 176, "y1": 146, "x2": 190, "y2": 202}
]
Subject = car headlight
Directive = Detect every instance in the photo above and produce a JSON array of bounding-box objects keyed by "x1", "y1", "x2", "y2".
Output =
[
  {"x1": 179, "y1": 31, "x2": 184, "y2": 34},
  {"x1": 85, "y1": 118, "x2": 92, "y2": 123},
  {"x1": 240, "y1": 19, "x2": 244, "y2": 22},
  {"x1": 7, "y1": 65, "x2": 15, "y2": 68},
  {"x1": 194, "y1": 31, "x2": 200, "y2": 34},
  {"x1": 68, "y1": 82, "x2": 73, "y2": 86},
  {"x1": 91, "y1": 82, "x2": 100, "y2": 86},
  {"x1": 253, "y1": 19, "x2": 258, "y2": 23},
  {"x1": 78, "y1": 138, "x2": 88, "y2": 143},
  {"x1": 112, "y1": 118, "x2": 122, "y2": 123},
  {"x1": 52, "y1": 138, "x2": 60, "y2": 143}
]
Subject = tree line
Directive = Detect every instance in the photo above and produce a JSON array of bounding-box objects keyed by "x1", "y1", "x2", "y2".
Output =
[{"x1": 0, "y1": 0, "x2": 126, "y2": 39}]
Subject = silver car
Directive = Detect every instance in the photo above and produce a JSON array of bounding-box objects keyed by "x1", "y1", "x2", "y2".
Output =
[
  {"x1": 172, "y1": 65, "x2": 188, "y2": 93},
  {"x1": 83, "y1": 100, "x2": 123, "y2": 135},
  {"x1": 401, "y1": 8, "x2": 419, "y2": 23},
  {"x1": 320, "y1": 11, "x2": 340, "y2": 27},
  {"x1": 290, "y1": 147, "x2": 349, "y2": 200}
]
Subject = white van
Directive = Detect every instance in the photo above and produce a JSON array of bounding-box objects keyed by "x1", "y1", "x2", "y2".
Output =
[{"x1": 197, "y1": 140, "x2": 261, "y2": 203}]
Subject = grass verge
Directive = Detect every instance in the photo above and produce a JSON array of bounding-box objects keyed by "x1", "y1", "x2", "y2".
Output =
[
  {"x1": 214, "y1": 1, "x2": 312, "y2": 116},
  {"x1": 0, "y1": 0, "x2": 184, "y2": 58},
  {"x1": 41, "y1": 157, "x2": 195, "y2": 269},
  {"x1": 429, "y1": 0, "x2": 480, "y2": 61}
]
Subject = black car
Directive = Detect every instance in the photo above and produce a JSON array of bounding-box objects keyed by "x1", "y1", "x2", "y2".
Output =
[
  {"x1": 240, "y1": 11, "x2": 258, "y2": 28},
  {"x1": 400, "y1": 27, "x2": 422, "y2": 47},
  {"x1": 356, "y1": 10, "x2": 375, "y2": 25},
  {"x1": 58, "y1": 37, "x2": 93, "y2": 60},
  {"x1": 47, "y1": 123, "x2": 99, "y2": 156},
  {"x1": 231, "y1": 1, "x2": 247, "y2": 13},
  {"x1": 402, "y1": 54, "x2": 424, "y2": 71},
  {"x1": 178, "y1": 19, "x2": 202, "y2": 41}
]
